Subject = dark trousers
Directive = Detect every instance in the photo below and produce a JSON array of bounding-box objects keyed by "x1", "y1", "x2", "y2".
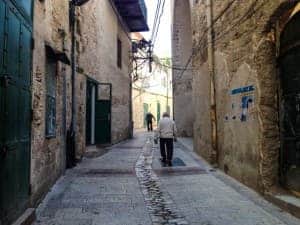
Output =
[
  {"x1": 160, "y1": 138, "x2": 173, "y2": 161},
  {"x1": 147, "y1": 120, "x2": 153, "y2": 131}
]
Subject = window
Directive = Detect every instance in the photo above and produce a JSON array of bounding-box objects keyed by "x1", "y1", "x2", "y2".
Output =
[
  {"x1": 45, "y1": 50, "x2": 57, "y2": 137},
  {"x1": 117, "y1": 38, "x2": 122, "y2": 69}
]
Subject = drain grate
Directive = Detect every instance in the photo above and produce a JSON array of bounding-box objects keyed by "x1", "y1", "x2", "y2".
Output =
[
  {"x1": 109, "y1": 146, "x2": 143, "y2": 150},
  {"x1": 79, "y1": 169, "x2": 135, "y2": 177},
  {"x1": 154, "y1": 167, "x2": 207, "y2": 176},
  {"x1": 172, "y1": 157, "x2": 186, "y2": 167}
]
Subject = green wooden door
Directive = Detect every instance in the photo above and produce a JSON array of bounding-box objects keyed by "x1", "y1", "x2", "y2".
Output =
[
  {"x1": 86, "y1": 80, "x2": 93, "y2": 145},
  {"x1": 95, "y1": 100, "x2": 111, "y2": 144},
  {"x1": 143, "y1": 103, "x2": 148, "y2": 128},
  {"x1": 0, "y1": 0, "x2": 32, "y2": 223},
  {"x1": 157, "y1": 102, "x2": 161, "y2": 122},
  {"x1": 95, "y1": 83, "x2": 111, "y2": 145}
]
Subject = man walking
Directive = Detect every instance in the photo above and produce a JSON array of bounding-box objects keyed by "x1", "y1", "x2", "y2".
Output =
[
  {"x1": 156, "y1": 112, "x2": 177, "y2": 166},
  {"x1": 145, "y1": 112, "x2": 156, "y2": 131}
]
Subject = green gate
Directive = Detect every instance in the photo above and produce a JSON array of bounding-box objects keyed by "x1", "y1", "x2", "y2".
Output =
[
  {"x1": 95, "y1": 83, "x2": 112, "y2": 144},
  {"x1": 279, "y1": 11, "x2": 300, "y2": 192},
  {"x1": 0, "y1": 0, "x2": 32, "y2": 223}
]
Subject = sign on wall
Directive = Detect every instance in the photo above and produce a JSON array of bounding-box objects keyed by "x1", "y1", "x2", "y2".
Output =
[{"x1": 225, "y1": 85, "x2": 255, "y2": 122}]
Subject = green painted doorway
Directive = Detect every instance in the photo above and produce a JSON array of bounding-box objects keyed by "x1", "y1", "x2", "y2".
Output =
[
  {"x1": 143, "y1": 103, "x2": 149, "y2": 128},
  {"x1": 157, "y1": 102, "x2": 161, "y2": 122},
  {"x1": 95, "y1": 83, "x2": 112, "y2": 145},
  {"x1": 86, "y1": 80, "x2": 97, "y2": 145},
  {"x1": 279, "y1": 11, "x2": 300, "y2": 193},
  {"x1": 0, "y1": 0, "x2": 32, "y2": 223}
]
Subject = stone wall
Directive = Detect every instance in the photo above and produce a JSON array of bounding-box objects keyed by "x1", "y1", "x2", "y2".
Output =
[
  {"x1": 78, "y1": 0, "x2": 132, "y2": 144},
  {"x1": 173, "y1": 0, "x2": 299, "y2": 192},
  {"x1": 172, "y1": 0, "x2": 194, "y2": 137},
  {"x1": 31, "y1": 0, "x2": 72, "y2": 204}
]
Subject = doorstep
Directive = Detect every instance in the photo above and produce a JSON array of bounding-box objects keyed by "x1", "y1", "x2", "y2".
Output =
[
  {"x1": 11, "y1": 208, "x2": 36, "y2": 225},
  {"x1": 84, "y1": 145, "x2": 109, "y2": 158},
  {"x1": 265, "y1": 192, "x2": 300, "y2": 219}
]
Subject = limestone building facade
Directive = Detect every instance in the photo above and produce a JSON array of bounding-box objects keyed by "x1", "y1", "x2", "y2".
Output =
[
  {"x1": 172, "y1": 0, "x2": 300, "y2": 194},
  {"x1": 171, "y1": 0, "x2": 194, "y2": 137},
  {"x1": 132, "y1": 60, "x2": 173, "y2": 130},
  {"x1": 0, "y1": 0, "x2": 148, "y2": 224}
]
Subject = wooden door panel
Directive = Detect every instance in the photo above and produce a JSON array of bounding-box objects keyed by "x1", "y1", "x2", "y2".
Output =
[
  {"x1": 18, "y1": 0, "x2": 32, "y2": 16},
  {"x1": 6, "y1": 9, "x2": 20, "y2": 78},
  {"x1": 0, "y1": 0, "x2": 5, "y2": 72},
  {"x1": 95, "y1": 100, "x2": 111, "y2": 144},
  {"x1": 20, "y1": 24, "x2": 31, "y2": 86},
  {"x1": 0, "y1": 1, "x2": 32, "y2": 222}
]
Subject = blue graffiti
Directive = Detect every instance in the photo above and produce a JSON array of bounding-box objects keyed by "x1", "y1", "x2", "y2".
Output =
[{"x1": 231, "y1": 85, "x2": 255, "y2": 95}]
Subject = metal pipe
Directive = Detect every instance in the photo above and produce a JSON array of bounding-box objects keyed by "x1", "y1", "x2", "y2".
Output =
[
  {"x1": 129, "y1": 76, "x2": 133, "y2": 138},
  {"x1": 206, "y1": 0, "x2": 218, "y2": 164},
  {"x1": 70, "y1": 1, "x2": 77, "y2": 160}
]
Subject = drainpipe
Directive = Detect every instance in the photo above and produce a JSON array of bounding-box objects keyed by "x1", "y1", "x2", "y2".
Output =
[
  {"x1": 207, "y1": 0, "x2": 218, "y2": 164},
  {"x1": 67, "y1": 0, "x2": 90, "y2": 168},
  {"x1": 66, "y1": 1, "x2": 77, "y2": 168},
  {"x1": 129, "y1": 78, "x2": 133, "y2": 138}
]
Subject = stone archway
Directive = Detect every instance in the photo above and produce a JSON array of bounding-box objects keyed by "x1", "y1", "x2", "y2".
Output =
[
  {"x1": 171, "y1": 0, "x2": 194, "y2": 137},
  {"x1": 278, "y1": 9, "x2": 300, "y2": 193},
  {"x1": 254, "y1": 1, "x2": 300, "y2": 193}
]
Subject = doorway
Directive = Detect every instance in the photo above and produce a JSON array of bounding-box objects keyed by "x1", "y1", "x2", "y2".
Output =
[
  {"x1": 279, "y1": 11, "x2": 300, "y2": 193},
  {"x1": 143, "y1": 103, "x2": 149, "y2": 128},
  {"x1": 86, "y1": 80, "x2": 97, "y2": 145},
  {"x1": 86, "y1": 81, "x2": 112, "y2": 145},
  {"x1": 157, "y1": 102, "x2": 161, "y2": 122},
  {"x1": 0, "y1": 0, "x2": 33, "y2": 223}
]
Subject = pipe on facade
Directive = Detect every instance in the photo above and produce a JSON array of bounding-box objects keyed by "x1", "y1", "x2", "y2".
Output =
[
  {"x1": 68, "y1": 0, "x2": 90, "y2": 167},
  {"x1": 66, "y1": 2, "x2": 77, "y2": 168},
  {"x1": 206, "y1": 0, "x2": 218, "y2": 164}
]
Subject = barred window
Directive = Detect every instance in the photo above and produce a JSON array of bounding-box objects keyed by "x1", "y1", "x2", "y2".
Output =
[{"x1": 45, "y1": 50, "x2": 57, "y2": 138}]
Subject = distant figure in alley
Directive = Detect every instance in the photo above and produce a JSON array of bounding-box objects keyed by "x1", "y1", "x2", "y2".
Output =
[
  {"x1": 156, "y1": 112, "x2": 177, "y2": 166},
  {"x1": 145, "y1": 112, "x2": 156, "y2": 131}
]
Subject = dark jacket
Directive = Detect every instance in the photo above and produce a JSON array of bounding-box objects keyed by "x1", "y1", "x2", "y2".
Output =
[{"x1": 145, "y1": 113, "x2": 155, "y2": 122}]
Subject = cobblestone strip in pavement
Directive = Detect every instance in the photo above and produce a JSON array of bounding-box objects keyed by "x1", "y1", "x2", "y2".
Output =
[{"x1": 135, "y1": 137, "x2": 189, "y2": 225}]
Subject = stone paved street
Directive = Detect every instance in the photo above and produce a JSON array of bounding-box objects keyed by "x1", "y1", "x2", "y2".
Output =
[{"x1": 34, "y1": 132, "x2": 300, "y2": 225}]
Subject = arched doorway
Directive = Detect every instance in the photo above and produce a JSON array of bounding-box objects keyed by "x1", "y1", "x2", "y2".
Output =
[{"x1": 279, "y1": 11, "x2": 300, "y2": 193}]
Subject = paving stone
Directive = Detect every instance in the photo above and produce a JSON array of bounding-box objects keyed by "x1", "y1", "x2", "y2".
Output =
[{"x1": 34, "y1": 132, "x2": 300, "y2": 225}]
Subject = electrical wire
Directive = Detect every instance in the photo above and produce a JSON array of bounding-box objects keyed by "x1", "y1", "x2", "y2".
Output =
[
  {"x1": 172, "y1": 0, "x2": 266, "y2": 83},
  {"x1": 151, "y1": 0, "x2": 162, "y2": 41},
  {"x1": 152, "y1": 0, "x2": 166, "y2": 47}
]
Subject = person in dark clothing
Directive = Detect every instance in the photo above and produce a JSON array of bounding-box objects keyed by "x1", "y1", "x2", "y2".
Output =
[{"x1": 145, "y1": 112, "x2": 156, "y2": 131}]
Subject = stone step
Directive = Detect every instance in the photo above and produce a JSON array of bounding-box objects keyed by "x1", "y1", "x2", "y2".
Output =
[
  {"x1": 11, "y1": 208, "x2": 36, "y2": 225},
  {"x1": 265, "y1": 193, "x2": 300, "y2": 219}
]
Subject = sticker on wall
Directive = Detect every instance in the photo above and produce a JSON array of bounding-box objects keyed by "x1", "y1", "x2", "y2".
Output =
[{"x1": 229, "y1": 85, "x2": 255, "y2": 122}]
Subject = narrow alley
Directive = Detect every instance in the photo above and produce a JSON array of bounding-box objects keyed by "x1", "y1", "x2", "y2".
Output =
[
  {"x1": 1, "y1": 0, "x2": 300, "y2": 224},
  {"x1": 33, "y1": 132, "x2": 300, "y2": 225}
]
